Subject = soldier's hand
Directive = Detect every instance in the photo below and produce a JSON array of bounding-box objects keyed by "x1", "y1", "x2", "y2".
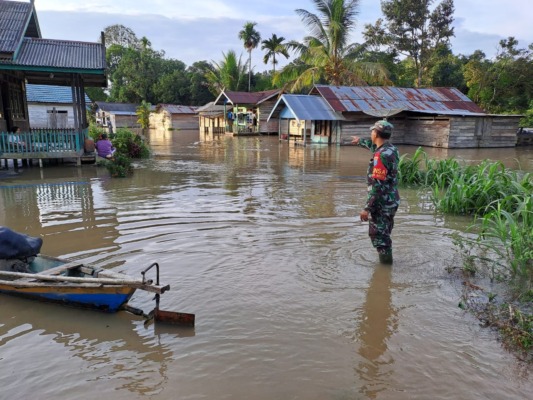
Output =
[
  {"x1": 351, "y1": 136, "x2": 360, "y2": 145},
  {"x1": 360, "y1": 210, "x2": 369, "y2": 221}
]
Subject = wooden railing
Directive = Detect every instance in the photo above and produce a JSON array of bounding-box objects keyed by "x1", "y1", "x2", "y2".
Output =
[{"x1": 0, "y1": 128, "x2": 86, "y2": 156}]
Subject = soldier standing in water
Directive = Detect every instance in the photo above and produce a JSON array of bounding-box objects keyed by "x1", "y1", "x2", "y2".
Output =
[{"x1": 351, "y1": 120, "x2": 400, "y2": 264}]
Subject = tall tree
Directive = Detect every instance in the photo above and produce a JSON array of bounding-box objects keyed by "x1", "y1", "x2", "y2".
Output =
[
  {"x1": 363, "y1": 0, "x2": 455, "y2": 87},
  {"x1": 238, "y1": 22, "x2": 261, "y2": 92},
  {"x1": 277, "y1": 0, "x2": 389, "y2": 92},
  {"x1": 261, "y1": 34, "x2": 289, "y2": 75},
  {"x1": 109, "y1": 37, "x2": 165, "y2": 103},
  {"x1": 102, "y1": 24, "x2": 140, "y2": 49},
  {"x1": 205, "y1": 50, "x2": 247, "y2": 95},
  {"x1": 464, "y1": 38, "x2": 533, "y2": 113},
  {"x1": 188, "y1": 61, "x2": 216, "y2": 105}
]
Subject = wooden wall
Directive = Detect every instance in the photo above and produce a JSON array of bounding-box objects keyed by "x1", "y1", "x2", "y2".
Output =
[
  {"x1": 337, "y1": 113, "x2": 519, "y2": 148},
  {"x1": 258, "y1": 100, "x2": 278, "y2": 134},
  {"x1": 448, "y1": 116, "x2": 518, "y2": 148},
  {"x1": 150, "y1": 111, "x2": 198, "y2": 131}
]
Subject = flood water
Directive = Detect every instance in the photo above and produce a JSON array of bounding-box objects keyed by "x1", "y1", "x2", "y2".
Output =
[{"x1": 1, "y1": 130, "x2": 532, "y2": 399}]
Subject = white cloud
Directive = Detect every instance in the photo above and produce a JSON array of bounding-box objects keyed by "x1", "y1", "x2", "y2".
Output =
[{"x1": 35, "y1": 0, "x2": 532, "y2": 69}]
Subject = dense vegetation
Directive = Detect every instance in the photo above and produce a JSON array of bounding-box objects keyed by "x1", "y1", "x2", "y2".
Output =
[{"x1": 85, "y1": 0, "x2": 533, "y2": 124}]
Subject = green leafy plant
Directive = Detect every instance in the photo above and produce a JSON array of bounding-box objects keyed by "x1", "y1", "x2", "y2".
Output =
[
  {"x1": 105, "y1": 153, "x2": 133, "y2": 178},
  {"x1": 112, "y1": 128, "x2": 150, "y2": 159}
]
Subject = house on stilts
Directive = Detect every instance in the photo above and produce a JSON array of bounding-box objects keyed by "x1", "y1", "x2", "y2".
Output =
[
  {"x1": 213, "y1": 89, "x2": 281, "y2": 136},
  {"x1": 0, "y1": 0, "x2": 106, "y2": 169}
]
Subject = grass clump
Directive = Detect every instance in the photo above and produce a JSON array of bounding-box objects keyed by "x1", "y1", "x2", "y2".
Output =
[{"x1": 399, "y1": 148, "x2": 532, "y2": 358}]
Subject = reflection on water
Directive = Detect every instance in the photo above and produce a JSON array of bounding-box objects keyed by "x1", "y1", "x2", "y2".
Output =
[
  {"x1": 0, "y1": 132, "x2": 531, "y2": 399},
  {"x1": 0, "y1": 296, "x2": 193, "y2": 399},
  {"x1": 356, "y1": 265, "x2": 396, "y2": 399}
]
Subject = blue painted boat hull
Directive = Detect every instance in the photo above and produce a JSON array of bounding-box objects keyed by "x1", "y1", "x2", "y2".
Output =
[{"x1": 0, "y1": 255, "x2": 137, "y2": 312}]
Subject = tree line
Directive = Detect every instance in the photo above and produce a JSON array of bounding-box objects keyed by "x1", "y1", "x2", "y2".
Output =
[{"x1": 86, "y1": 0, "x2": 533, "y2": 122}]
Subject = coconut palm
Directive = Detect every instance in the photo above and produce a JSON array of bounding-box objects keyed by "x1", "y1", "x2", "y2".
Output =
[
  {"x1": 277, "y1": 0, "x2": 389, "y2": 92},
  {"x1": 261, "y1": 34, "x2": 289, "y2": 75},
  {"x1": 205, "y1": 50, "x2": 247, "y2": 95},
  {"x1": 238, "y1": 21, "x2": 261, "y2": 92}
]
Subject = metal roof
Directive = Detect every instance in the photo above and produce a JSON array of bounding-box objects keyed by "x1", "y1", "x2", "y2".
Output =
[
  {"x1": 268, "y1": 94, "x2": 345, "y2": 122},
  {"x1": 26, "y1": 84, "x2": 91, "y2": 104},
  {"x1": 313, "y1": 85, "x2": 486, "y2": 116},
  {"x1": 214, "y1": 89, "x2": 281, "y2": 106},
  {"x1": 95, "y1": 102, "x2": 139, "y2": 113},
  {"x1": 155, "y1": 104, "x2": 198, "y2": 114},
  {"x1": 196, "y1": 101, "x2": 225, "y2": 117},
  {"x1": 0, "y1": 1, "x2": 39, "y2": 55},
  {"x1": 10, "y1": 38, "x2": 106, "y2": 70}
]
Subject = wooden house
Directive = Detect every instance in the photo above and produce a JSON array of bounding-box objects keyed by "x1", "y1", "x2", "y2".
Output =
[
  {"x1": 197, "y1": 101, "x2": 225, "y2": 136},
  {"x1": 150, "y1": 104, "x2": 198, "y2": 131},
  {"x1": 267, "y1": 94, "x2": 345, "y2": 145},
  {"x1": 213, "y1": 89, "x2": 281, "y2": 135},
  {"x1": 0, "y1": 0, "x2": 106, "y2": 167},
  {"x1": 95, "y1": 102, "x2": 139, "y2": 133},
  {"x1": 26, "y1": 84, "x2": 92, "y2": 129},
  {"x1": 311, "y1": 85, "x2": 521, "y2": 148}
]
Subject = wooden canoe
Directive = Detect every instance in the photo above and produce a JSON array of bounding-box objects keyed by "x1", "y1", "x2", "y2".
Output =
[{"x1": 0, "y1": 255, "x2": 169, "y2": 312}]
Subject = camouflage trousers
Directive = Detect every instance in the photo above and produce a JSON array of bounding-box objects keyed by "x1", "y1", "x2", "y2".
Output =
[{"x1": 369, "y1": 208, "x2": 398, "y2": 255}]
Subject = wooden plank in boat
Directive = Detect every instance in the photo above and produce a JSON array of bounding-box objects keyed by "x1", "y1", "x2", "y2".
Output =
[
  {"x1": 38, "y1": 262, "x2": 84, "y2": 275},
  {"x1": 0, "y1": 270, "x2": 168, "y2": 294}
]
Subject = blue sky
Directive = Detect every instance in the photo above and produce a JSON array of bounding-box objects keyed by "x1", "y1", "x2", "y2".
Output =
[{"x1": 34, "y1": 0, "x2": 532, "y2": 71}]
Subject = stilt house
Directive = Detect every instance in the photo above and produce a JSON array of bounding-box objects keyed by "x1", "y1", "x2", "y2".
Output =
[
  {"x1": 214, "y1": 89, "x2": 281, "y2": 135},
  {"x1": 0, "y1": 0, "x2": 107, "y2": 167}
]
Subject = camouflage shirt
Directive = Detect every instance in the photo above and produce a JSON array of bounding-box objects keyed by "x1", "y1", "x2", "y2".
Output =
[{"x1": 358, "y1": 139, "x2": 400, "y2": 212}]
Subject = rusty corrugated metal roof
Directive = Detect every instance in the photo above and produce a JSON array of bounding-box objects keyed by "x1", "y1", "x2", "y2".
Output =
[
  {"x1": 9, "y1": 37, "x2": 106, "y2": 70},
  {"x1": 313, "y1": 85, "x2": 486, "y2": 116},
  {"x1": 0, "y1": 1, "x2": 33, "y2": 55},
  {"x1": 196, "y1": 101, "x2": 225, "y2": 116},
  {"x1": 215, "y1": 89, "x2": 281, "y2": 106}
]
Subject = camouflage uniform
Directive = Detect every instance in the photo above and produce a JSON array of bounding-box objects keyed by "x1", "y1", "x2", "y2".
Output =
[{"x1": 357, "y1": 138, "x2": 400, "y2": 256}]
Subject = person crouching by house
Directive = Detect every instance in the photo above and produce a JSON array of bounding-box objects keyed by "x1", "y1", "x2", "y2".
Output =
[{"x1": 95, "y1": 133, "x2": 116, "y2": 159}]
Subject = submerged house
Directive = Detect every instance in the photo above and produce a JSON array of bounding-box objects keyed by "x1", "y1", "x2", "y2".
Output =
[
  {"x1": 0, "y1": 0, "x2": 107, "y2": 167},
  {"x1": 95, "y1": 102, "x2": 139, "y2": 133},
  {"x1": 150, "y1": 104, "x2": 198, "y2": 131},
  {"x1": 311, "y1": 85, "x2": 521, "y2": 148},
  {"x1": 268, "y1": 94, "x2": 345, "y2": 145},
  {"x1": 213, "y1": 89, "x2": 281, "y2": 135},
  {"x1": 197, "y1": 101, "x2": 226, "y2": 136},
  {"x1": 26, "y1": 84, "x2": 92, "y2": 129}
]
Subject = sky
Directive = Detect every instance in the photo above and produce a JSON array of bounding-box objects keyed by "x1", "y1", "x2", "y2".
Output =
[{"x1": 33, "y1": 0, "x2": 532, "y2": 72}]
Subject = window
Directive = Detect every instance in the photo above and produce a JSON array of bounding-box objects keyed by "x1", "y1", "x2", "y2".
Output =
[{"x1": 47, "y1": 109, "x2": 68, "y2": 129}]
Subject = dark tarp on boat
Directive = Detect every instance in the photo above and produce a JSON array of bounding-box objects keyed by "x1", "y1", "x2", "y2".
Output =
[{"x1": 0, "y1": 226, "x2": 43, "y2": 260}]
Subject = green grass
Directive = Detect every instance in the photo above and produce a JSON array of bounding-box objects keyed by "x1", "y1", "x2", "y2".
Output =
[{"x1": 399, "y1": 148, "x2": 533, "y2": 294}]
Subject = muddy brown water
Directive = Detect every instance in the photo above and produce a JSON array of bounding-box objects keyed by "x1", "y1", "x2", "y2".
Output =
[{"x1": 1, "y1": 131, "x2": 532, "y2": 399}]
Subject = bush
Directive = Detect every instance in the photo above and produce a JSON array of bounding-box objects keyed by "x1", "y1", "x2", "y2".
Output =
[
  {"x1": 112, "y1": 129, "x2": 150, "y2": 159},
  {"x1": 88, "y1": 122, "x2": 107, "y2": 141},
  {"x1": 105, "y1": 154, "x2": 133, "y2": 178}
]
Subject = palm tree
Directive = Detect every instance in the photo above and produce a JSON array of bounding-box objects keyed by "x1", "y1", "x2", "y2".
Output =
[
  {"x1": 277, "y1": 0, "x2": 389, "y2": 92},
  {"x1": 136, "y1": 100, "x2": 151, "y2": 136},
  {"x1": 205, "y1": 50, "x2": 247, "y2": 95},
  {"x1": 261, "y1": 34, "x2": 289, "y2": 75},
  {"x1": 238, "y1": 21, "x2": 261, "y2": 92}
]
